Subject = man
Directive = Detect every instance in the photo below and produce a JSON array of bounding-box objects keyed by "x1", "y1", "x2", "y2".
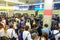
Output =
[
  {"x1": 7, "y1": 25, "x2": 18, "y2": 40},
  {"x1": 42, "y1": 24, "x2": 51, "y2": 37},
  {"x1": 26, "y1": 19, "x2": 31, "y2": 29},
  {"x1": 1, "y1": 18, "x2": 6, "y2": 29},
  {"x1": 32, "y1": 33, "x2": 39, "y2": 40},
  {"x1": 23, "y1": 26, "x2": 32, "y2": 40},
  {"x1": 13, "y1": 20, "x2": 18, "y2": 35},
  {"x1": 55, "y1": 28, "x2": 60, "y2": 40}
]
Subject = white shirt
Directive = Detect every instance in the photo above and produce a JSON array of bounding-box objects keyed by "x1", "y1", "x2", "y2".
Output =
[
  {"x1": 0, "y1": 28, "x2": 5, "y2": 37},
  {"x1": 7, "y1": 28, "x2": 17, "y2": 38},
  {"x1": 26, "y1": 22, "x2": 31, "y2": 28},
  {"x1": 2, "y1": 20, "x2": 6, "y2": 24},
  {"x1": 55, "y1": 33, "x2": 60, "y2": 40},
  {"x1": 52, "y1": 30, "x2": 59, "y2": 34},
  {"x1": 15, "y1": 18, "x2": 20, "y2": 23},
  {"x1": 13, "y1": 23, "x2": 17, "y2": 29},
  {"x1": 23, "y1": 31, "x2": 32, "y2": 40}
]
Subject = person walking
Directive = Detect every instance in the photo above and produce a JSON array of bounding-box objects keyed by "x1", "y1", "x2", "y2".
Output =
[
  {"x1": 23, "y1": 26, "x2": 32, "y2": 40},
  {"x1": 7, "y1": 25, "x2": 18, "y2": 40}
]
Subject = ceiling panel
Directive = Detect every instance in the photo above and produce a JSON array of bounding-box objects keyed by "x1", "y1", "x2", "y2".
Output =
[{"x1": 19, "y1": 0, "x2": 41, "y2": 4}]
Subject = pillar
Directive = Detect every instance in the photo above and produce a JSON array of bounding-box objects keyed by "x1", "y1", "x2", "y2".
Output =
[{"x1": 43, "y1": 0, "x2": 53, "y2": 28}]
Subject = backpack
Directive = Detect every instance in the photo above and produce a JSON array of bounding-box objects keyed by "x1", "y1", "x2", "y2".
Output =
[
  {"x1": 25, "y1": 33, "x2": 29, "y2": 40},
  {"x1": 50, "y1": 31, "x2": 60, "y2": 40},
  {"x1": 25, "y1": 37, "x2": 28, "y2": 40}
]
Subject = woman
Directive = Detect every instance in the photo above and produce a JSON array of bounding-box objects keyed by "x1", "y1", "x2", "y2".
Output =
[
  {"x1": 1, "y1": 18, "x2": 6, "y2": 29},
  {"x1": 23, "y1": 26, "x2": 32, "y2": 40},
  {"x1": 41, "y1": 33, "x2": 48, "y2": 40},
  {"x1": 26, "y1": 19, "x2": 31, "y2": 29},
  {"x1": 0, "y1": 23, "x2": 5, "y2": 40},
  {"x1": 13, "y1": 20, "x2": 18, "y2": 35},
  {"x1": 32, "y1": 33, "x2": 39, "y2": 40}
]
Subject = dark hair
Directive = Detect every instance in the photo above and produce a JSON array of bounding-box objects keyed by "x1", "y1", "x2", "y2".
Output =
[
  {"x1": 21, "y1": 19, "x2": 23, "y2": 21},
  {"x1": 0, "y1": 23, "x2": 3, "y2": 27},
  {"x1": 33, "y1": 24, "x2": 38, "y2": 28},
  {"x1": 32, "y1": 33, "x2": 38, "y2": 39},
  {"x1": 0, "y1": 19, "x2": 2, "y2": 22},
  {"x1": 25, "y1": 26, "x2": 29, "y2": 31},
  {"x1": 21, "y1": 26, "x2": 25, "y2": 29},
  {"x1": 0, "y1": 23, "x2": 3, "y2": 28},
  {"x1": 55, "y1": 23, "x2": 59, "y2": 29},
  {"x1": 58, "y1": 37, "x2": 60, "y2": 40},
  {"x1": 42, "y1": 32, "x2": 48, "y2": 40},
  {"x1": 44, "y1": 24, "x2": 48, "y2": 27},
  {"x1": 9, "y1": 25, "x2": 13, "y2": 28},
  {"x1": 14, "y1": 20, "x2": 16, "y2": 22}
]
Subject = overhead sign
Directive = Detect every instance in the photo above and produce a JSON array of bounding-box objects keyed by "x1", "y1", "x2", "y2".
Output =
[
  {"x1": 12, "y1": 6, "x2": 19, "y2": 10},
  {"x1": 18, "y1": 5, "x2": 29, "y2": 10},
  {"x1": 34, "y1": 5, "x2": 40, "y2": 11},
  {"x1": 34, "y1": 3, "x2": 44, "y2": 11},
  {"x1": 0, "y1": 5, "x2": 29, "y2": 10}
]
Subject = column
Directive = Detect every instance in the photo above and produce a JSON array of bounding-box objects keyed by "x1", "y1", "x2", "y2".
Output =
[{"x1": 43, "y1": 0, "x2": 53, "y2": 28}]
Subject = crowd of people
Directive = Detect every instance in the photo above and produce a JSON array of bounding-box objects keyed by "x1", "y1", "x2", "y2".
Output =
[{"x1": 0, "y1": 13, "x2": 60, "y2": 40}]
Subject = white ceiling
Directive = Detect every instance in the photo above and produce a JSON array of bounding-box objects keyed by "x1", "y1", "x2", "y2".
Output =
[
  {"x1": 19, "y1": 0, "x2": 42, "y2": 4},
  {"x1": 19, "y1": 0, "x2": 60, "y2": 4}
]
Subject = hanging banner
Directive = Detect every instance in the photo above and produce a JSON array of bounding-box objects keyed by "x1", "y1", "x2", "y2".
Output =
[
  {"x1": 18, "y1": 5, "x2": 29, "y2": 10},
  {"x1": 0, "y1": 6, "x2": 12, "y2": 10},
  {"x1": 34, "y1": 3, "x2": 44, "y2": 11}
]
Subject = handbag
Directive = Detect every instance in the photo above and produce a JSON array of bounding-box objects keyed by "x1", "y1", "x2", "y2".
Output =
[{"x1": 50, "y1": 31, "x2": 60, "y2": 40}]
